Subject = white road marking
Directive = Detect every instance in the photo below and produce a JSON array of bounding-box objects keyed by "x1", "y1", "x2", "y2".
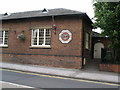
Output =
[{"x1": 0, "y1": 81, "x2": 35, "y2": 88}]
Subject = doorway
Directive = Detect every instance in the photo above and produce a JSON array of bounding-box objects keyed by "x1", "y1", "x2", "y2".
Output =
[
  {"x1": 83, "y1": 42, "x2": 104, "y2": 71},
  {"x1": 94, "y1": 42, "x2": 104, "y2": 59}
]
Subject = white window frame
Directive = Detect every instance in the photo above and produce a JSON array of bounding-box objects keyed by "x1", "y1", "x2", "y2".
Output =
[
  {"x1": 0, "y1": 30, "x2": 8, "y2": 47},
  {"x1": 31, "y1": 28, "x2": 51, "y2": 48}
]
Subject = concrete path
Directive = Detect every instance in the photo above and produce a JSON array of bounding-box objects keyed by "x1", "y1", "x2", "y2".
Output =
[{"x1": 0, "y1": 62, "x2": 119, "y2": 84}]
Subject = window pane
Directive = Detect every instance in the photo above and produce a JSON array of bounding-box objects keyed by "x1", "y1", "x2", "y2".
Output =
[
  {"x1": 85, "y1": 33, "x2": 89, "y2": 49},
  {"x1": 86, "y1": 33, "x2": 88, "y2": 41},
  {"x1": 45, "y1": 29, "x2": 51, "y2": 45},
  {"x1": 86, "y1": 41, "x2": 88, "y2": 49},
  {"x1": 0, "y1": 31, "x2": 8, "y2": 46},
  {"x1": 4, "y1": 31, "x2": 8, "y2": 45},
  {"x1": 0, "y1": 38, "x2": 3, "y2": 45},
  {"x1": 32, "y1": 30, "x2": 37, "y2": 45},
  {"x1": 39, "y1": 29, "x2": 44, "y2": 45},
  {"x1": 0, "y1": 31, "x2": 3, "y2": 37},
  {"x1": 0, "y1": 31, "x2": 3, "y2": 45}
]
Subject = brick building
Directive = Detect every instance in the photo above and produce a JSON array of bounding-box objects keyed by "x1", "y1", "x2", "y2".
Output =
[
  {"x1": 92, "y1": 31, "x2": 111, "y2": 59},
  {"x1": 0, "y1": 8, "x2": 92, "y2": 69}
]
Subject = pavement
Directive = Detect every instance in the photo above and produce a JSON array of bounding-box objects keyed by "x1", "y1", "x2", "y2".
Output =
[{"x1": 0, "y1": 62, "x2": 119, "y2": 84}]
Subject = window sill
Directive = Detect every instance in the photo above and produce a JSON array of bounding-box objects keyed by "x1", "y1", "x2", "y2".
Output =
[
  {"x1": 29, "y1": 45, "x2": 51, "y2": 49},
  {"x1": 85, "y1": 48, "x2": 90, "y2": 51},
  {"x1": 0, "y1": 45, "x2": 8, "y2": 48}
]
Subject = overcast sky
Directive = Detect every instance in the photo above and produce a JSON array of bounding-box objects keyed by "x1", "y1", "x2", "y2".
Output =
[
  {"x1": 0, "y1": 0, "x2": 94, "y2": 18},
  {"x1": 0, "y1": 0, "x2": 101, "y2": 32}
]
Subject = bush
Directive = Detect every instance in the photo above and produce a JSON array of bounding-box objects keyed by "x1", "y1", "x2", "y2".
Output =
[
  {"x1": 17, "y1": 34, "x2": 25, "y2": 40},
  {"x1": 101, "y1": 50, "x2": 120, "y2": 65}
]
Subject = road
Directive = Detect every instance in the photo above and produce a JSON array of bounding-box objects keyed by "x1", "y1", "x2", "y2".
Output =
[
  {"x1": 0, "y1": 81, "x2": 35, "y2": 88},
  {"x1": 0, "y1": 68, "x2": 119, "y2": 89}
]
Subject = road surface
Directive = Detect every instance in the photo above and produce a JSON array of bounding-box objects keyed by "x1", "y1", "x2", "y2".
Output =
[{"x1": 0, "y1": 68, "x2": 119, "y2": 89}]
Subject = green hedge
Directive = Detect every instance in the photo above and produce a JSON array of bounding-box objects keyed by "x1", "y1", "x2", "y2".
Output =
[{"x1": 101, "y1": 49, "x2": 120, "y2": 64}]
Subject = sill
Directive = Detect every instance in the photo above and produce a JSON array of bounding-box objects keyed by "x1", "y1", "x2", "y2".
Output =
[
  {"x1": 0, "y1": 45, "x2": 8, "y2": 48},
  {"x1": 85, "y1": 48, "x2": 90, "y2": 51},
  {"x1": 29, "y1": 45, "x2": 51, "y2": 49}
]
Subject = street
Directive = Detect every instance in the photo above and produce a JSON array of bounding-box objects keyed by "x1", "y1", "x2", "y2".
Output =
[
  {"x1": 0, "y1": 68, "x2": 119, "y2": 89},
  {"x1": 0, "y1": 81, "x2": 35, "y2": 88}
]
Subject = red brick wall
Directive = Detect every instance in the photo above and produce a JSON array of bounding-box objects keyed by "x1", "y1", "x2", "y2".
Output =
[
  {"x1": 2, "y1": 54, "x2": 82, "y2": 69},
  {"x1": 82, "y1": 21, "x2": 92, "y2": 63},
  {"x1": 1, "y1": 15, "x2": 91, "y2": 69},
  {"x1": 92, "y1": 37, "x2": 111, "y2": 59},
  {"x1": 92, "y1": 37, "x2": 110, "y2": 49}
]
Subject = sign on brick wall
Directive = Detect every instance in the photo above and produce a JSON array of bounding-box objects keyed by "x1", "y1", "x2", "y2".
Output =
[{"x1": 59, "y1": 30, "x2": 72, "y2": 43}]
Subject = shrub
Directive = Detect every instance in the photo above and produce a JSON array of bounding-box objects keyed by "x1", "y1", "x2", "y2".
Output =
[{"x1": 17, "y1": 34, "x2": 25, "y2": 40}]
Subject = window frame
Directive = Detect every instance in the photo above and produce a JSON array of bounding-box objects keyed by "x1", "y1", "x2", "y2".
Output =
[
  {"x1": 31, "y1": 28, "x2": 51, "y2": 48},
  {"x1": 0, "y1": 30, "x2": 8, "y2": 47}
]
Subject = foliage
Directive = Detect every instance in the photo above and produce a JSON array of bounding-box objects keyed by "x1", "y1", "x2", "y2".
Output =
[
  {"x1": 17, "y1": 34, "x2": 25, "y2": 40},
  {"x1": 93, "y1": 2, "x2": 120, "y2": 63},
  {"x1": 101, "y1": 49, "x2": 120, "y2": 64}
]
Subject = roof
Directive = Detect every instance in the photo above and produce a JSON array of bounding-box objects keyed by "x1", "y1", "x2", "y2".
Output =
[
  {"x1": 92, "y1": 31, "x2": 104, "y2": 37},
  {"x1": 0, "y1": 8, "x2": 92, "y2": 23}
]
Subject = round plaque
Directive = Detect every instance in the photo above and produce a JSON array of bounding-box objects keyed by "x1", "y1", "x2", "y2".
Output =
[{"x1": 59, "y1": 30, "x2": 72, "y2": 43}]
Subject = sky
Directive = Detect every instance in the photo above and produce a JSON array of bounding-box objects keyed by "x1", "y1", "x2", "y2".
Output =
[{"x1": 0, "y1": 0, "x2": 101, "y2": 33}]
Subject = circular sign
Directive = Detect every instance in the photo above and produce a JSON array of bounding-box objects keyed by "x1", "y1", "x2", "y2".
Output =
[
  {"x1": 59, "y1": 30, "x2": 72, "y2": 43},
  {"x1": 61, "y1": 32, "x2": 70, "y2": 41}
]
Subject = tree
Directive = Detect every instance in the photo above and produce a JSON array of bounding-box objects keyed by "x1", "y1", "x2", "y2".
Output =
[{"x1": 93, "y1": 2, "x2": 120, "y2": 63}]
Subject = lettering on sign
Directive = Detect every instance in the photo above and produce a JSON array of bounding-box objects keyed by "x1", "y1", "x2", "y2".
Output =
[{"x1": 59, "y1": 30, "x2": 72, "y2": 43}]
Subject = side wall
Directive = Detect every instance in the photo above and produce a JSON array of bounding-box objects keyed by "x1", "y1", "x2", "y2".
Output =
[
  {"x1": 1, "y1": 16, "x2": 83, "y2": 69},
  {"x1": 92, "y1": 37, "x2": 110, "y2": 49},
  {"x1": 82, "y1": 20, "x2": 92, "y2": 64}
]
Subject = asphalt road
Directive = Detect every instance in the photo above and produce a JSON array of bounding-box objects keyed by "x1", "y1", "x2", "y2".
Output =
[
  {"x1": 0, "y1": 81, "x2": 35, "y2": 88},
  {"x1": 0, "y1": 68, "x2": 119, "y2": 89}
]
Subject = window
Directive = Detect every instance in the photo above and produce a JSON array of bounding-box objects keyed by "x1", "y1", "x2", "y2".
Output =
[
  {"x1": 31, "y1": 28, "x2": 51, "y2": 47},
  {"x1": 0, "y1": 30, "x2": 8, "y2": 47},
  {"x1": 85, "y1": 33, "x2": 90, "y2": 49}
]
